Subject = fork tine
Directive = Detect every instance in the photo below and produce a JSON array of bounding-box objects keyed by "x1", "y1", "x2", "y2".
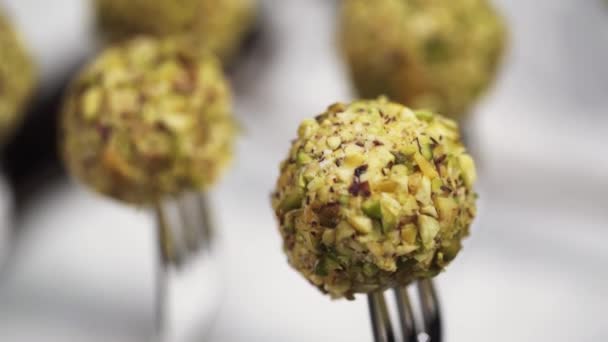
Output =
[
  {"x1": 155, "y1": 199, "x2": 189, "y2": 267},
  {"x1": 177, "y1": 193, "x2": 204, "y2": 252},
  {"x1": 416, "y1": 279, "x2": 442, "y2": 342},
  {"x1": 196, "y1": 194, "x2": 214, "y2": 250},
  {"x1": 393, "y1": 287, "x2": 418, "y2": 342},
  {"x1": 367, "y1": 292, "x2": 396, "y2": 342},
  {"x1": 154, "y1": 193, "x2": 215, "y2": 271},
  {"x1": 154, "y1": 201, "x2": 176, "y2": 266}
]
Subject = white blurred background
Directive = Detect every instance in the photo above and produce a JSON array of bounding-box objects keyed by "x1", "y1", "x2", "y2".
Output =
[{"x1": 0, "y1": 0, "x2": 607, "y2": 341}]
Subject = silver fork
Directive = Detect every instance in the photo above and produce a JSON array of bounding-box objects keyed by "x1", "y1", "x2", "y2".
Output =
[
  {"x1": 368, "y1": 279, "x2": 442, "y2": 342},
  {"x1": 153, "y1": 192, "x2": 215, "y2": 340}
]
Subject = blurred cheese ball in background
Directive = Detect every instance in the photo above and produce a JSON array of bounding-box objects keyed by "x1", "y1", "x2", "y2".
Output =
[
  {"x1": 272, "y1": 98, "x2": 477, "y2": 299},
  {"x1": 0, "y1": 11, "x2": 36, "y2": 144},
  {"x1": 61, "y1": 37, "x2": 236, "y2": 205},
  {"x1": 339, "y1": 0, "x2": 506, "y2": 120},
  {"x1": 95, "y1": 0, "x2": 257, "y2": 64}
]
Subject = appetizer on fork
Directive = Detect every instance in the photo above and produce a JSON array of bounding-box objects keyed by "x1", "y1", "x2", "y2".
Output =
[
  {"x1": 61, "y1": 37, "x2": 235, "y2": 205},
  {"x1": 272, "y1": 98, "x2": 477, "y2": 300},
  {"x1": 60, "y1": 37, "x2": 236, "y2": 339}
]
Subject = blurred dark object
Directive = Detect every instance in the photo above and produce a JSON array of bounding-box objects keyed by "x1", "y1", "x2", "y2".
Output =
[
  {"x1": 229, "y1": 2, "x2": 274, "y2": 94},
  {"x1": 234, "y1": 9, "x2": 263, "y2": 65},
  {"x1": 0, "y1": 70, "x2": 73, "y2": 210}
]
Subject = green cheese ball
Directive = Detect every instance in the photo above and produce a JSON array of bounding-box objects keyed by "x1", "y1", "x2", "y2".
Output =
[
  {"x1": 61, "y1": 37, "x2": 236, "y2": 205},
  {"x1": 339, "y1": 0, "x2": 507, "y2": 120},
  {"x1": 95, "y1": 0, "x2": 257, "y2": 63},
  {"x1": 272, "y1": 98, "x2": 477, "y2": 299},
  {"x1": 0, "y1": 12, "x2": 36, "y2": 143}
]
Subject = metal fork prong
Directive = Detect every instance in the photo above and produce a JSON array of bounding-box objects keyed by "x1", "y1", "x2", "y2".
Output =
[
  {"x1": 367, "y1": 292, "x2": 396, "y2": 342},
  {"x1": 393, "y1": 287, "x2": 418, "y2": 342},
  {"x1": 155, "y1": 193, "x2": 215, "y2": 270},
  {"x1": 155, "y1": 199, "x2": 190, "y2": 268},
  {"x1": 416, "y1": 279, "x2": 442, "y2": 342},
  {"x1": 154, "y1": 201, "x2": 177, "y2": 266},
  {"x1": 177, "y1": 193, "x2": 204, "y2": 252},
  {"x1": 196, "y1": 194, "x2": 214, "y2": 250}
]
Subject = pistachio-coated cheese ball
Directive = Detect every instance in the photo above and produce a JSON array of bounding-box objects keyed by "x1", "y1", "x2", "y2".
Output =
[
  {"x1": 95, "y1": 0, "x2": 257, "y2": 63},
  {"x1": 272, "y1": 98, "x2": 477, "y2": 299},
  {"x1": 0, "y1": 12, "x2": 36, "y2": 143},
  {"x1": 61, "y1": 38, "x2": 236, "y2": 205},
  {"x1": 339, "y1": 0, "x2": 506, "y2": 119}
]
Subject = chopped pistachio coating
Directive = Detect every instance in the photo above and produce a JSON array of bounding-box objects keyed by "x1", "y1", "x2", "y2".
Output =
[
  {"x1": 95, "y1": 0, "x2": 257, "y2": 63},
  {"x1": 0, "y1": 12, "x2": 36, "y2": 143},
  {"x1": 61, "y1": 37, "x2": 236, "y2": 205},
  {"x1": 339, "y1": 0, "x2": 506, "y2": 119},
  {"x1": 272, "y1": 98, "x2": 477, "y2": 299}
]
